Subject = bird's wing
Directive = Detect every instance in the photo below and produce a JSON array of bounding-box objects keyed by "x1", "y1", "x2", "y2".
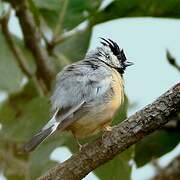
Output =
[{"x1": 50, "y1": 61, "x2": 113, "y2": 130}]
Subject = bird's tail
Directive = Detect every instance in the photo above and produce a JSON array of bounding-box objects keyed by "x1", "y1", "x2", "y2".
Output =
[{"x1": 22, "y1": 111, "x2": 59, "y2": 153}]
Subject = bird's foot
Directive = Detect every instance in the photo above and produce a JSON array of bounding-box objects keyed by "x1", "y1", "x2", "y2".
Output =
[
  {"x1": 102, "y1": 125, "x2": 112, "y2": 140},
  {"x1": 77, "y1": 140, "x2": 83, "y2": 151},
  {"x1": 75, "y1": 137, "x2": 86, "y2": 151},
  {"x1": 103, "y1": 125, "x2": 112, "y2": 132}
]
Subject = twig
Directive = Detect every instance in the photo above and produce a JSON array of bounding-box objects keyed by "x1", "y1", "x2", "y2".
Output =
[
  {"x1": 52, "y1": 0, "x2": 68, "y2": 41},
  {"x1": 47, "y1": 21, "x2": 90, "y2": 53},
  {"x1": 166, "y1": 49, "x2": 180, "y2": 72},
  {"x1": 46, "y1": 0, "x2": 69, "y2": 54},
  {"x1": 0, "y1": 8, "x2": 44, "y2": 96},
  {"x1": 9, "y1": 0, "x2": 56, "y2": 90},
  {"x1": 38, "y1": 83, "x2": 180, "y2": 180}
]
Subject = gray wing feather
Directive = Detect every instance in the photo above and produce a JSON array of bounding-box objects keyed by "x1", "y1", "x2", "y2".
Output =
[{"x1": 51, "y1": 61, "x2": 112, "y2": 128}]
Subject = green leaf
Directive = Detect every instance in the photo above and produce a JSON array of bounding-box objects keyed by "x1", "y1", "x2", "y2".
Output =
[
  {"x1": 28, "y1": 0, "x2": 41, "y2": 27},
  {"x1": 91, "y1": 0, "x2": 180, "y2": 25},
  {"x1": 34, "y1": 0, "x2": 101, "y2": 30},
  {"x1": 0, "y1": 92, "x2": 50, "y2": 141},
  {"x1": 0, "y1": 32, "x2": 36, "y2": 95},
  {"x1": 12, "y1": 36, "x2": 36, "y2": 75},
  {"x1": 55, "y1": 28, "x2": 92, "y2": 64},
  {"x1": 0, "y1": 139, "x2": 28, "y2": 179},
  {"x1": 134, "y1": 130, "x2": 180, "y2": 167},
  {"x1": 0, "y1": 82, "x2": 51, "y2": 179},
  {"x1": 27, "y1": 138, "x2": 58, "y2": 179},
  {"x1": 0, "y1": 3, "x2": 5, "y2": 17},
  {"x1": 35, "y1": 0, "x2": 61, "y2": 11},
  {"x1": 0, "y1": 33, "x2": 24, "y2": 94},
  {"x1": 95, "y1": 147, "x2": 133, "y2": 180},
  {"x1": 4, "y1": 175, "x2": 24, "y2": 180}
]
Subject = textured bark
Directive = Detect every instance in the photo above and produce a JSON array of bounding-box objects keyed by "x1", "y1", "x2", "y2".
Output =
[
  {"x1": 10, "y1": 0, "x2": 55, "y2": 89},
  {"x1": 38, "y1": 83, "x2": 180, "y2": 180},
  {"x1": 154, "y1": 155, "x2": 180, "y2": 180}
]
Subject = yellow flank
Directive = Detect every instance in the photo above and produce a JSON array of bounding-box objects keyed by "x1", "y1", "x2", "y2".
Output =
[{"x1": 69, "y1": 69, "x2": 124, "y2": 139}]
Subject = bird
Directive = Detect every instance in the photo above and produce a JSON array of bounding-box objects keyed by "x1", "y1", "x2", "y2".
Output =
[{"x1": 22, "y1": 38, "x2": 133, "y2": 152}]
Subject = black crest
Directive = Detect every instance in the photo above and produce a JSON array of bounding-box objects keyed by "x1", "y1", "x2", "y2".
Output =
[
  {"x1": 100, "y1": 38, "x2": 127, "y2": 62},
  {"x1": 99, "y1": 38, "x2": 133, "y2": 74}
]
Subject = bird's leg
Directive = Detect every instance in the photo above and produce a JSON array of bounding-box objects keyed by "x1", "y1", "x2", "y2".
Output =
[
  {"x1": 72, "y1": 133, "x2": 83, "y2": 151},
  {"x1": 102, "y1": 121, "x2": 112, "y2": 132},
  {"x1": 101, "y1": 123, "x2": 112, "y2": 140},
  {"x1": 76, "y1": 137, "x2": 83, "y2": 151},
  {"x1": 103, "y1": 125, "x2": 112, "y2": 132}
]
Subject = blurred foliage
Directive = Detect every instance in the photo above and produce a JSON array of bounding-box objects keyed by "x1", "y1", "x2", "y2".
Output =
[
  {"x1": 92, "y1": 0, "x2": 180, "y2": 25},
  {"x1": 95, "y1": 146, "x2": 133, "y2": 180},
  {"x1": 135, "y1": 130, "x2": 180, "y2": 167},
  {"x1": 33, "y1": 0, "x2": 101, "y2": 29},
  {"x1": 0, "y1": 33, "x2": 24, "y2": 94},
  {"x1": 0, "y1": 0, "x2": 180, "y2": 179},
  {"x1": 55, "y1": 28, "x2": 92, "y2": 61}
]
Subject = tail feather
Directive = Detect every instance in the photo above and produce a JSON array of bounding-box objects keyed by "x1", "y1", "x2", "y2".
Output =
[
  {"x1": 22, "y1": 110, "x2": 60, "y2": 153},
  {"x1": 22, "y1": 126, "x2": 53, "y2": 153}
]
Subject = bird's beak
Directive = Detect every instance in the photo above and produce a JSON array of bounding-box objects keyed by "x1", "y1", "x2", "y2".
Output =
[{"x1": 124, "y1": 61, "x2": 134, "y2": 67}]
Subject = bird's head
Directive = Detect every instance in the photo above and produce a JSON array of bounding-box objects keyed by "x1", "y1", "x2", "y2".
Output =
[{"x1": 96, "y1": 38, "x2": 133, "y2": 74}]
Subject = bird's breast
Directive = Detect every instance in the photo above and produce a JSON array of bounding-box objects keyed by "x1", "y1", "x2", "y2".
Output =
[
  {"x1": 110, "y1": 69, "x2": 124, "y2": 113},
  {"x1": 69, "y1": 69, "x2": 124, "y2": 138}
]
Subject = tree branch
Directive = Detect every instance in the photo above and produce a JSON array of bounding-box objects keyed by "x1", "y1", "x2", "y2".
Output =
[
  {"x1": 47, "y1": 21, "x2": 90, "y2": 53},
  {"x1": 52, "y1": 0, "x2": 68, "y2": 42},
  {"x1": 9, "y1": 0, "x2": 55, "y2": 90},
  {"x1": 38, "y1": 83, "x2": 180, "y2": 180}
]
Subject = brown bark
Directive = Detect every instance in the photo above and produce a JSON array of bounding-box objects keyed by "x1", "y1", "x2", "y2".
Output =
[{"x1": 38, "y1": 83, "x2": 180, "y2": 180}]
